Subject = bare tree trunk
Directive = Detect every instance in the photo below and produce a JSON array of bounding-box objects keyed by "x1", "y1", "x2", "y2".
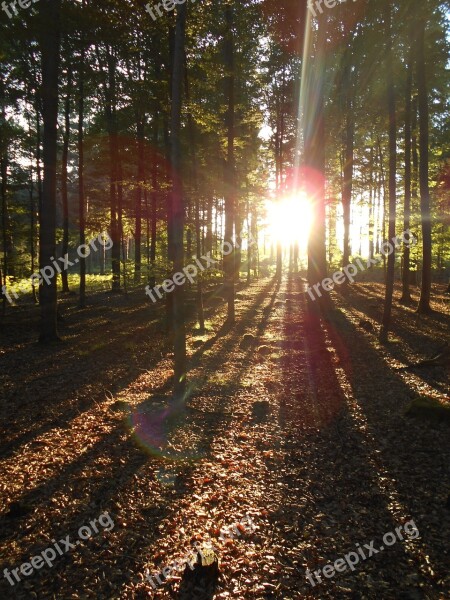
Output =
[
  {"x1": 170, "y1": 1, "x2": 187, "y2": 398},
  {"x1": 61, "y1": 64, "x2": 72, "y2": 293},
  {"x1": 416, "y1": 15, "x2": 432, "y2": 314},
  {"x1": 342, "y1": 65, "x2": 354, "y2": 271},
  {"x1": 39, "y1": 0, "x2": 61, "y2": 343},
  {"x1": 26, "y1": 111, "x2": 38, "y2": 303},
  {"x1": 375, "y1": 171, "x2": 381, "y2": 255},
  {"x1": 380, "y1": 3, "x2": 397, "y2": 343},
  {"x1": 400, "y1": 33, "x2": 413, "y2": 304},
  {"x1": 224, "y1": 3, "x2": 236, "y2": 323},
  {"x1": 205, "y1": 197, "x2": 213, "y2": 255},
  {"x1": 149, "y1": 113, "x2": 158, "y2": 290},
  {"x1": 305, "y1": 12, "x2": 329, "y2": 310},
  {"x1": 135, "y1": 114, "x2": 144, "y2": 283},
  {"x1": 368, "y1": 146, "x2": 375, "y2": 263},
  {"x1": 78, "y1": 45, "x2": 86, "y2": 308},
  {"x1": 117, "y1": 151, "x2": 127, "y2": 293},
  {"x1": 185, "y1": 62, "x2": 205, "y2": 332},
  {"x1": 377, "y1": 137, "x2": 387, "y2": 273},
  {"x1": 0, "y1": 79, "x2": 8, "y2": 313},
  {"x1": 104, "y1": 48, "x2": 121, "y2": 292}
]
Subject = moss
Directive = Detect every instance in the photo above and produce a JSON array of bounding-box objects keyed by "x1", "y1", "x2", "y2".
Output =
[{"x1": 406, "y1": 397, "x2": 450, "y2": 425}]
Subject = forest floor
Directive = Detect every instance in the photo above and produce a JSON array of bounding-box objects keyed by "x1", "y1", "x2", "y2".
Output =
[{"x1": 0, "y1": 276, "x2": 449, "y2": 600}]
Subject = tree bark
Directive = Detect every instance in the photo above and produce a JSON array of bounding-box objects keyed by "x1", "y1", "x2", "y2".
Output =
[
  {"x1": 0, "y1": 77, "x2": 8, "y2": 312},
  {"x1": 170, "y1": 1, "x2": 187, "y2": 399},
  {"x1": 61, "y1": 63, "x2": 72, "y2": 294},
  {"x1": 39, "y1": 0, "x2": 62, "y2": 342},
  {"x1": 135, "y1": 114, "x2": 144, "y2": 282},
  {"x1": 149, "y1": 114, "x2": 158, "y2": 290},
  {"x1": 185, "y1": 61, "x2": 205, "y2": 333},
  {"x1": 416, "y1": 15, "x2": 433, "y2": 314},
  {"x1": 368, "y1": 146, "x2": 375, "y2": 263},
  {"x1": 78, "y1": 45, "x2": 86, "y2": 307},
  {"x1": 224, "y1": 3, "x2": 236, "y2": 323},
  {"x1": 104, "y1": 48, "x2": 121, "y2": 293},
  {"x1": 379, "y1": 3, "x2": 397, "y2": 343},
  {"x1": 400, "y1": 34, "x2": 413, "y2": 304},
  {"x1": 342, "y1": 63, "x2": 354, "y2": 271},
  {"x1": 305, "y1": 12, "x2": 329, "y2": 310}
]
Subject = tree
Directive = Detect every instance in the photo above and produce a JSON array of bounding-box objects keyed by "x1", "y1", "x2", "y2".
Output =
[
  {"x1": 400, "y1": 22, "x2": 414, "y2": 305},
  {"x1": 78, "y1": 43, "x2": 86, "y2": 308},
  {"x1": 39, "y1": 0, "x2": 62, "y2": 343},
  {"x1": 379, "y1": 1, "x2": 397, "y2": 343},
  {"x1": 170, "y1": 1, "x2": 188, "y2": 399},
  {"x1": 60, "y1": 61, "x2": 72, "y2": 294},
  {"x1": 416, "y1": 12, "x2": 433, "y2": 314},
  {"x1": 305, "y1": 12, "x2": 329, "y2": 310},
  {"x1": 223, "y1": 2, "x2": 236, "y2": 323}
]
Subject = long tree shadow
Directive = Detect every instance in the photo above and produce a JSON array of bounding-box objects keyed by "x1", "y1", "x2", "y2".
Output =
[
  {"x1": 269, "y1": 274, "x2": 445, "y2": 599},
  {"x1": 0, "y1": 277, "x2": 285, "y2": 599},
  {"x1": 337, "y1": 284, "x2": 449, "y2": 394}
]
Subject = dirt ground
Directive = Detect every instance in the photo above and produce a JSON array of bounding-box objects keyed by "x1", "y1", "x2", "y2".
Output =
[{"x1": 0, "y1": 276, "x2": 448, "y2": 599}]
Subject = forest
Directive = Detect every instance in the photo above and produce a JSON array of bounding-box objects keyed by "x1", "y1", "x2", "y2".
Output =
[{"x1": 0, "y1": 0, "x2": 449, "y2": 599}]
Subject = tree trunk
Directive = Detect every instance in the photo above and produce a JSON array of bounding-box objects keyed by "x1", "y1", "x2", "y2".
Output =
[
  {"x1": 342, "y1": 64, "x2": 354, "y2": 271},
  {"x1": 275, "y1": 96, "x2": 283, "y2": 281},
  {"x1": 223, "y1": 3, "x2": 236, "y2": 323},
  {"x1": 117, "y1": 149, "x2": 127, "y2": 293},
  {"x1": 135, "y1": 114, "x2": 144, "y2": 283},
  {"x1": 185, "y1": 62, "x2": 205, "y2": 333},
  {"x1": 149, "y1": 113, "x2": 158, "y2": 290},
  {"x1": 0, "y1": 79, "x2": 8, "y2": 313},
  {"x1": 61, "y1": 64, "x2": 72, "y2": 294},
  {"x1": 379, "y1": 3, "x2": 397, "y2": 343},
  {"x1": 170, "y1": 1, "x2": 187, "y2": 399},
  {"x1": 26, "y1": 111, "x2": 38, "y2": 304},
  {"x1": 377, "y1": 137, "x2": 387, "y2": 273},
  {"x1": 416, "y1": 15, "x2": 432, "y2": 314},
  {"x1": 39, "y1": 0, "x2": 62, "y2": 343},
  {"x1": 305, "y1": 13, "x2": 328, "y2": 310},
  {"x1": 368, "y1": 146, "x2": 375, "y2": 263},
  {"x1": 400, "y1": 34, "x2": 413, "y2": 304},
  {"x1": 78, "y1": 46, "x2": 86, "y2": 308},
  {"x1": 105, "y1": 49, "x2": 121, "y2": 293}
]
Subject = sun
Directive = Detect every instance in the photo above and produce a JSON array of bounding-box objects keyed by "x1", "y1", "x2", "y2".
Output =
[{"x1": 266, "y1": 192, "x2": 313, "y2": 249}]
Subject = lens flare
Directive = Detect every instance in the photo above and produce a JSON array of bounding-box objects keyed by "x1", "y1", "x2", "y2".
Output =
[{"x1": 127, "y1": 396, "x2": 204, "y2": 462}]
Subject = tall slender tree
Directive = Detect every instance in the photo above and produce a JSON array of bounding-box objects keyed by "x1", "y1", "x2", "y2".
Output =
[
  {"x1": 224, "y1": 2, "x2": 236, "y2": 323},
  {"x1": 305, "y1": 12, "x2": 328, "y2": 310},
  {"x1": 170, "y1": 1, "x2": 188, "y2": 399},
  {"x1": 400, "y1": 26, "x2": 414, "y2": 305},
  {"x1": 416, "y1": 12, "x2": 433, "y2": 314},
  {"x1": 380, "y1": 2, "x2": 397, "y2": 343},
  {"x1": 61, "y1": 62, "x2": 72, "y2": 294},
  {"x1": 78, "y1": 43, "x2": 86, "y2": 308},
  {"x1": 39, "y1": 0, "x2": 62, "y2": 342}
]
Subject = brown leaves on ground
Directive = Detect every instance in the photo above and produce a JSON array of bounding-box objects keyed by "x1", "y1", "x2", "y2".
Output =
[{"x1": 0, "y1": 278, "x2": 448, "y2": 599}]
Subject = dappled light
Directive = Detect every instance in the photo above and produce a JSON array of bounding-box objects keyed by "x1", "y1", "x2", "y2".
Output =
[{"x1": 0, "y1": 0, "x2": 449, "y2": 599}]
